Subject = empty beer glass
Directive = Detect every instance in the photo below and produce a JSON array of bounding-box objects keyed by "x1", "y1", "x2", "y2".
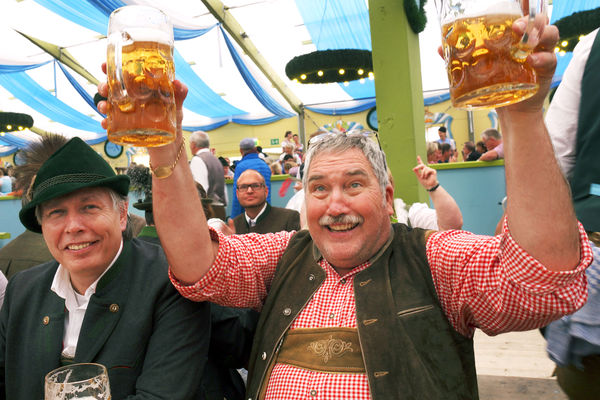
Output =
[
  {"x1": 435, "y1": 0, "x2": 547, "y2": 109},
  {"x1": 107, "y1": 5, "x2": 176, "y2": 147},
  {"x1": 45, "y1": 363, "x2": 110, "y2": 399}
]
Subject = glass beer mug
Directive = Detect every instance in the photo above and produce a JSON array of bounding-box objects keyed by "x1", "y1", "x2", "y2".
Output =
[
  {"x1": 45, "y1": 363, "x2": 111, "y2": 399},
  {"x1": 435, "y1": 0, "x2": 547, "y2": 109},
  {"x1": 106, "y1": 5, "x2": 176, "y2": 147}
]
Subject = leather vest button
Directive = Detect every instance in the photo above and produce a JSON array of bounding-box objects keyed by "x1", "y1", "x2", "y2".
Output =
[
  {"x1": 261, "y1": 352, "x2": 267, "y2": 360},
  {"x1": 42, "y1": 316, "x2": 50, "y2": 325},
  {"x1": 283, "y1": 308, "x2": 292, "y2": 316},
  {"x1": 109, "y1": 304, "x2": 120, "y2": 313},
  {"x1": 308, "y1": 274, "x2": 315, "y2": 281}
]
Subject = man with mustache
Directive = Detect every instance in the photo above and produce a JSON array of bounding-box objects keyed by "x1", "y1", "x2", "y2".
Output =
[{"x1": 97, "y1": 19, "x2": 593, "y2": 400}]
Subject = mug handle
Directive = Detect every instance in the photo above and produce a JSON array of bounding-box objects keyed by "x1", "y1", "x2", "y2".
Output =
[
  {"x1": 513, "y1": 0, "x2": 547, "y2": 61},
  {"x1": 113, "y1": 35, "x2": 129, "y2": 100}
]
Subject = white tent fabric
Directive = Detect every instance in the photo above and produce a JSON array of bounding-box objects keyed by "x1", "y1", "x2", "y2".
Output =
[
  {"x1": 0, "y1": 1, "x2": 452, "y2": 144},
  {"x1": 1, "y1": 0, "x2": 576, "y2": 154}
]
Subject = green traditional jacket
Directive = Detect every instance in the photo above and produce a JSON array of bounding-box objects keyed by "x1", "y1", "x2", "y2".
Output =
[
  {"x1": 0, "y1": 239, "x2": 210, "y2": 400},
  {"x1": 246, "y1": 224, "x2": 477, "y2": 400}
]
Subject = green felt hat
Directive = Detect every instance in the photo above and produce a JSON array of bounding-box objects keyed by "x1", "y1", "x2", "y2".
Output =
[{"x1": 19, "y1": 137, "x2": 130, "y2": 233}]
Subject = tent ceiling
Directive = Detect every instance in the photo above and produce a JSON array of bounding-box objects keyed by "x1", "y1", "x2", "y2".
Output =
[{"x1": 0, "y1": 0, "x2": 589, "y2": 154}]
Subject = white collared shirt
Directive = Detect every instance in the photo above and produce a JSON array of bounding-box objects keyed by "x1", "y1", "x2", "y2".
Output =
[
  {"x1": 50, "y1": 240, "x2": 123, "y2": 358},
  {"x1": 244, "y1": 203, "x2": 267, "y2": 227},
  {"x1": 190, "y1": 148, "x2": 210, "y2": 190}
]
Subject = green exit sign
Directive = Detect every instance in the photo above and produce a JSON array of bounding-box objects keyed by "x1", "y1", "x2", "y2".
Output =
[{"x1": 270, "y1": 138, "x2": 280, "y2": 145}]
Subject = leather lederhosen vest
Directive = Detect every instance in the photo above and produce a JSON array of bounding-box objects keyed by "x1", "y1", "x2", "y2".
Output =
[{"x1": 246, "y1": 224, "x2": 478, "y2": 400}]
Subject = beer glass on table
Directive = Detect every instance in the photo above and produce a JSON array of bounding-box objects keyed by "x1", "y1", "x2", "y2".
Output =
[
  {"x1": 44, "y1": 363, "x2": 111, "y2": 399},
  {"x1": 106, "y1": 5, "x2": 175, "y2": 147},
  {"x1": 435, "y1": 0, "x2": 547, "y2": 109}
]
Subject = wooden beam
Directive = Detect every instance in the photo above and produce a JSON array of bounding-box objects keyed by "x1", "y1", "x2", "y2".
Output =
[
  {"x1": 201, "y1": 0, "x2": 304, "y2": 114},
  {"x1": 369, "y1": 0, "x2": 428, "y2": 204}
]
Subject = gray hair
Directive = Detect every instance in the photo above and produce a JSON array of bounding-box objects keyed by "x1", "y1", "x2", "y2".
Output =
[
  {"x1": 302, "y1": 133, "x2": 389, "y2": 196},
  {"x1": 35, "y1": 188, "x2": 128, "y2": 226},
  {"x1": 190, "y1": 131, "x2": 210, "y2": 148},
  {"x1": 481, "y1": 128, "x2": 501, "y2": 140}
]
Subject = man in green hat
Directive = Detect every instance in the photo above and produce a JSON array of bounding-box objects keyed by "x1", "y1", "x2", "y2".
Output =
[{"x1": 0, "y1": 137, "x2": 210, "y2": 399}]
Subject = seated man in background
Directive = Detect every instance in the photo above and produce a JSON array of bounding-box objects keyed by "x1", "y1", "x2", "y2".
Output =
[
  {"x1": 232, "y1": 169, "x2": 300, "y2": 234},
  {"x1": 438, "y1": 142, "x2": 452, "y2": 163},
  {"x1": 231, "y1": 138, "x2": 271, "y2": 218},
  {"x1": 461, "y1": 141, "x2": 481, "y2": 162},
  {"x1": 0, "y1": 137, "x2": 210, "y2": 399},
  {"x1": 478, "y1": 128, "x2": 504, "y2": 161}
]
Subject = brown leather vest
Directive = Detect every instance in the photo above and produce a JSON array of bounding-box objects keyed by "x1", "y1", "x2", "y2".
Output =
[{"x1": 246, "y1": 224, "x2": 478, "y2": 400}]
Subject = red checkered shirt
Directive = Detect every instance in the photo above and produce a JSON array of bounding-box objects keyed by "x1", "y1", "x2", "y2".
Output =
[{"x1": 170, "y1": 222, "x2": 592, "y2": 400}]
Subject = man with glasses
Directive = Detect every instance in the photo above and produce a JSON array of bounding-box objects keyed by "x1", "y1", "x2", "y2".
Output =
[
  {"x1": 230, "y1": 138, "x2": 272, "y2": 218},
  {"x1": 232, "y1": 169, "x2": 300, "y2": 234},
  {"x1": 97, "y1": 21, "x2": 592, "y2": 399}
]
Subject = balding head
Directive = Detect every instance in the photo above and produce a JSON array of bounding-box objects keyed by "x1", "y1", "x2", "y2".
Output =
[
  {"x1": 190, "y1": 131, "x2": 210, "y2": 152},
  {"x1": 236, "y1": 169, "x2": 268, "y2": 213}
]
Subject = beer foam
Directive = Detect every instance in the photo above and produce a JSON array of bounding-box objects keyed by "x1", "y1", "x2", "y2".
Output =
[
  {"x1": 441, "y1": 1, "x2": 522, "y2": 24},
  {"x1": 109, "y1": 27, "x2": 172, "y2": 45}
]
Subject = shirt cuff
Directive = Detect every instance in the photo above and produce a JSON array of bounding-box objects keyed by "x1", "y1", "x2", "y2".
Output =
[
  {"x1": 168, "y1": 227, "x2": 228, "y2": 298},
  {"x1": 500, "y1": 218, "x2": 592, "y2": 294}
]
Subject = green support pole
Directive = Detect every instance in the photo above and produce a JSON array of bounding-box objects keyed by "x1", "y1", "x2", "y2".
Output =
[{"x1": 369, "y1": 0, "x2": 428, "y2": 204}]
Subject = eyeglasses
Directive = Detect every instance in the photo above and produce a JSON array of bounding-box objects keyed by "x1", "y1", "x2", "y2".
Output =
[
  {"x1": 308, "y1": 130, "x2": 382, "y2": 151},
  {"x1": 236, "y1": 183, "x2": 265, "y2": 192}
]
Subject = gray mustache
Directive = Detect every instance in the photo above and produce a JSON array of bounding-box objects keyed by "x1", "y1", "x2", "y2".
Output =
[{"x1": 319, "y1": 214, "x2": 363, "y2": 226}]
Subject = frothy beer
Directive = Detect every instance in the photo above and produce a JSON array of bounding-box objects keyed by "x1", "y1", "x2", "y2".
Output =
[
  {"x1": 441, "y1": 3, "x2": 538, "y2": 109},
  {"x1": 107, "y1": 28, "x2": 175, "y2": 147}
]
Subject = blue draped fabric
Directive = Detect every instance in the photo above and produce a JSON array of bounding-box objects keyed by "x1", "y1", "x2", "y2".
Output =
[
  {"x1": 183, "y1": 119, "x2": 230, "y2": 132},
  {"x1": 183, "y1": 114, "x2": 285, "y2": 132},
  {"x1": 219, "y1": 26, "x2": 294, "y2": 118},
  {"x1": 84, "y1": 0, "x2": 213, "y2": 39},
  {"x1": 55, "y1": 61, "x2": 105, "y2": 117},
  {"x1": 34, "y1": 0, "x2": 109, "y2": 34},
  {"x1": 33, "y1": 0, "x2": 251, "y2": 120},
  {"x1": 0, "y1": 145, "x2": 18, "y2": 157},
  {"x1": 0, "y1": 61, "x2": 51, "y2": 73},
  {"x1": 173, "y1": 49, "x2": 247, "y2": 118},
  {"x1": 0, "y1": 133, "x2": 32, "y2": 148},
  {"x1": 0, "y1": 71, "x2": 106, "y2": 142},
  {"x1": 35, "y1": 0, "x2": 216, "y2": 39},
  {"x1": 294, "y1": 0, "x2": 375, "y2": 100},
  {"x1": 424, "y1": 92, "x2": 451, "y2": 106},
  {"x1": 306, "y1": 98, "x2": 376, "y2": 115}
]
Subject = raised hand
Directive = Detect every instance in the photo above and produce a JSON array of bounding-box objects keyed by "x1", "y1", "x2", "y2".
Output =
[{"x1": 412, "y1": 155, "x2": 438, "y2": 191}]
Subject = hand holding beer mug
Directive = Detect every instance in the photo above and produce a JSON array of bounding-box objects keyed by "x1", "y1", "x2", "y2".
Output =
[
  {"x1": 107, "y1": 5, "x2": 176, "y2": 147},
  {"x1": 435, "y1": 0, "x2": 547, "y2": 109},
  {"x1": 45, "y1": 363, "x2": 110, "y2": 399}
]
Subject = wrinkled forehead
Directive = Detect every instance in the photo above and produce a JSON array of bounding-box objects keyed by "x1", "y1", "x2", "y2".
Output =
[
  {"x1": 237, "y1": 169, "x2": 264, "y2": 184},
  {"x1": 306, "y1": 148, "x2": 373, "y2": 177},
  {"x1": 41, "y1": 187, "x2": 112, "y2": 209}
]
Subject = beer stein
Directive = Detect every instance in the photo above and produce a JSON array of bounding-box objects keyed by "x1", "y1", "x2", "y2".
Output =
[
  {"x1": 435, "y1": 0, "x2": 547, "y2": 109},
  {"x1": 45, "y1": 363, "x2": 111, "y2": 399},
  {"x1": 107, "y1": 5, "x2": 175, "y2": 147}
]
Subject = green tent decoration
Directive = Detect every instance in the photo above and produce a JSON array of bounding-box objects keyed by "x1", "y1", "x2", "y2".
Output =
[
  {"x1": 554, "y1": 7, "x2": 600, "y2": 52},
  {"x1": 15, "y1": 30, "x2": 100, "y2": 86}
]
